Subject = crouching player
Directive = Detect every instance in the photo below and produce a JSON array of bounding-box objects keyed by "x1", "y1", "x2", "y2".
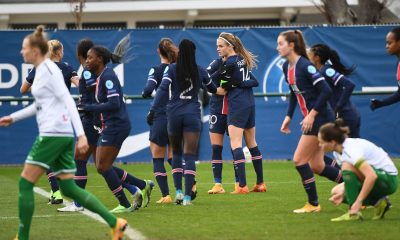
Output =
[{"x1": 318, "y1": 119, "x2": 398, "y2": 221}]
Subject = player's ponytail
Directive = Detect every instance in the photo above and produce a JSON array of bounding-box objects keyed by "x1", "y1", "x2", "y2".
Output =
[
  {"x1": 90, "y1": 34, "x2": 133, "y2": 65},
  {"x1": 310, "y1": 43, "x2": 355, "y2": 76},
  {"x1": 159, "y1": 38, "x2": 178, "y2": 63},
  {"x1": 26, "y1": 25, "x2": 48, "y2": 56},
  {"x1": 319, "y1": 118, "x2": 350, "y2": 144},
  {"x1": 176, "y1": 39, "x2": 199, "y2": 92}
]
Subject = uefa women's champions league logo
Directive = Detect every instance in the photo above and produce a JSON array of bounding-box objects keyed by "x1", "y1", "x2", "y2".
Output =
[{"x1": 262, "y1": 55, "x2": 289, "y2": 101}]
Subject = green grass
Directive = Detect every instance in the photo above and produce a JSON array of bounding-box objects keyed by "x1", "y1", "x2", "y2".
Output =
[{"x1": 1, "y1": 161, "x2": 400, "y2": 240}]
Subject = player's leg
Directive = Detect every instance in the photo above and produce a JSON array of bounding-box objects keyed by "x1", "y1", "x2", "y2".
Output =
[
  {"x1": 244, "y1": 126, "x2": 266, "y2": 192},
  {"x1": 228, "y1": 124, "x2": 248, "y2": 193}
]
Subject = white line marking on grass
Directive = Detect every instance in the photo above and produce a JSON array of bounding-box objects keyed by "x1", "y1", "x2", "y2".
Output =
[
  {"x1": 0, "y1": 214, "x2": 82, "y2": 220},
  {"x1": 34, "y1": 187, "x2": 147, "y2": 240}
]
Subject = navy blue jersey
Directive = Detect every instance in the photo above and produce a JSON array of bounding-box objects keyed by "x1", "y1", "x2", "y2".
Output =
[
  {"x1": 78, "y1": 68, "x2": 97, "y2": 105},
  {"x1": 217, "y1": 55, "x2": 259, "y2": 113},
  {"x1": 207, "y1": 58, "x2": 227, "y2": 114},
  {"x1": 282, "y1": 56, "x2": 332, "y2": 118},
  {"x1": 143, "y1": 63, "x2": 169, "y2": 114},
  {"x1": 378, "y1": 61, "x2": 400, "y2": 106},
  {"x1": 152, "y1": 64, "x2": 217, "y2": 116},
  {"x1": 84, "y1": 67, "x2": 130, "y2": 128},
  {"x1": 26, "y1": 62, "x2": 77, "y2": 90},
  {"x1": 320, "y1": 63, "x2": 359, "y2": 119}
]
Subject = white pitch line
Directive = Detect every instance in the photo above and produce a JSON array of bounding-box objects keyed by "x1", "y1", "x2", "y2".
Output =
[
  {"x1": 0, "y1": 214, "x2": 82, "y2": 220},
  {"x1": 33, "y1": 187, "x2": 147, "y2": 240}
]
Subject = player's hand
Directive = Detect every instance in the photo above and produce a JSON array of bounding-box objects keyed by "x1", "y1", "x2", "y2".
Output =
[
  {"x1": 146, "y1": 110, "x2": 155, "y2": 126},
  {"x1": 329, "y1": 183, "x2": 344, "y2": 206},
  {"x1": 216, "y1": 87, "x2": 226, "y2": 96},
  {"x1": 280, "y1": 116, "x2": 291, "y2": 134},
  {"x1": 77, "y1": 103, "x2": 87, "y2": 112},
  {"x1": 0, "y1": 116, "x2": 13, "y2": 127},
  {"x1": 301, "y1": 114, "x2": 315, "y2": 133},
  {"x1": 370, "y1": 99, "x2": 382, "y2": 111},
  {"x1": 76, "y1": 134, "x2": 89, "y2": 155},
  {"x1": 142, "y1": 91, "x2": 151, "y2": 99},
  {"x1": 71, "y1": 76, "x2": 80, "y2": 87},
  {"x1": 334, "y1": 106, "x2": 343, "y2": 119}
]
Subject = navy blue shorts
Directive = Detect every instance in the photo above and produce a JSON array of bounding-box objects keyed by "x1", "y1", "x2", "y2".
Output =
[
  {"x1": 98, "y1": 125, "x2": 130, "y2": 148},
  {"x1": 149, "y1": 113, "x2": 169, "y2": 146},
  {"x1": 343, "y1": 117, "x2": 361, "y2": 138},
  {"x1": 304, "y1": 113, "x2": 334, "y2": 136},
  {"x1": 82, "y1": 120, "x2": 100, "y2": 146},
  {"x1": 168, "y1": 113, "x2": 201, "y2": 136},
  {"x1": 208, "y1": 113, "x2": 228, "y2": 134},
  {"x1": 228, "y1": 105, "x2": 255, "y2": 129}
]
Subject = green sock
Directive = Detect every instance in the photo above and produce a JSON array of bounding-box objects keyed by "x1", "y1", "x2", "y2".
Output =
[
  {"x1": 342, "y1": 170, "x2": 362, "y2": 206},
  {"x1": 58, "y1": 179, "x2": 117, "y2": 228},
  {"x1": 18, "y1": 177, "x2": 35, "y2": 240}
]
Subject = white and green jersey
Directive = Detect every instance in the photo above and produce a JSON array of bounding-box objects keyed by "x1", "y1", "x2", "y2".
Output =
[
  {"x1": 333, "y1": 138, "x2": 398, "y2": 175},
  {"x1": 11, "y1": 59, "x2": 84, "y2": 137}
]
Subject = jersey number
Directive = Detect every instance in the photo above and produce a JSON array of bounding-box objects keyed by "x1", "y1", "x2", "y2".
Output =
[
  {"x1": 180, "y1": 82, "x2": 193, "y2": 99},
  {"x1": 240, "y1": 67, "x2": 250, "y2": 81}
]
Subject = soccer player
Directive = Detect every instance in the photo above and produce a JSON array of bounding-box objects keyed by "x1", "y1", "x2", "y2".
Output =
[
  {"x1": 309, "y1": 44, "x2": 360, "y2": 138},
  {"x1": 20, "y1": 39, "x2": 78, "y2": 205},
  {"x1": 143, "y1": 38, "x2": 178, "y2": 204},
  {"x1": 210, "y1": 32, "x2": 266, "y2": 194},
  {"x1": 206, "y1": 57, "x2": 229, "y2": 194},
  {"x1": 57, "y1": 38, "x2": 101, "y2": 212},
  {"x1": 318, "y1": 119, "x2": 398, "y2": 221},
  {"x1": 370, "y1": 26, "x2": 400, "y2": 110},
  {"x1": 150, "y1": 39, "x2": 223, "y2": 205},
  {"x1": 0, "y1": 25, "x2": 127, "y2": 240},
  {"x1": 277, "y1": 30, "x2": 343, "y2": 213},
  {"x1": 78, "y1": 40, "x2": 153, "y2": 213}
]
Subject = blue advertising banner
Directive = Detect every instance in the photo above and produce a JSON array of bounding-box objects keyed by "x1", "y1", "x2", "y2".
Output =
[{"x1": 0, "y1": 26, "x2": 399, "y2": 164}]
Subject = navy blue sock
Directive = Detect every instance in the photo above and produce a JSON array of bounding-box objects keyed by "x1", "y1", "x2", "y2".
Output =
[
  {"x1": 153, "y1": 158, "x2": 169, "y2": 197},
  {"x1": 74, "y1": 160, "x2": 88, "y2": 189},
  {"x1": 249, "y1": 146, "x2": 263, "y2": 184},
  {"x1": 319, "y1": 165, "x2": 343, "y2": 183},
  {"x1": 232, "y1": 148, "x2": 246, "y2": 187},
  {"x1": 324, "y1": 155, "x2": 341, "y2": 170},
  {"x1": 295, "y1": 164, "x2": 318, "y2": 206},
  {"x1": 46, "y1": 169, "x2": 59, "y2": 192},
  {"x1": 113, "y1": 166, "x2": 146, "y2": 190},
  {"x1": 122, "y1": 183, "x2": 138, "y2": 195},
  {"x1": 171, "y1": 153, "x2": 183, "y2": 190},
  {"x1": 167, "y1": 158, "x2": 172, "y2": 167},
  {"x1": 183, "y1": 154, "x2": 196, "y2": 196},
  {"x1": 211, "y1": 144, "x2": 223, "y2": 183},
  {"x1": 101, "y1": 168, "x2": 131, "y2": 208}
]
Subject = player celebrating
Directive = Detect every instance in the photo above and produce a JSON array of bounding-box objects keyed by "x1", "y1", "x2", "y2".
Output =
[
  {"x1": 318, "y1": 119, "x2": 398, "y2": 221},
  {"x1": 211, "y1": 32, "x2": 266, "y2": 194},
  {"x1": 78, "y1": 38, "x2": 153, "y2": 213},
  {"x1": 143, "y1": 38, "x2": 178, "y2": 204},
  {"x1": 150, "y1": 39, "x2": 222, "y2": 205},
  {"x1": 277, "y1": 30, "x2": 342, "y2": 213},
  {"x1": 370, "y1": 26, "x2": 400, "y2": 110},
  {"x1": 0, "y1": 25, "x2": 127, "y2": 240}
]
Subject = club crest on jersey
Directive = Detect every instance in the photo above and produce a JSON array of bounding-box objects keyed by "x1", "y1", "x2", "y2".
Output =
[
  {"x1": 83, "y1": 71, "x2": 92, "y2": 79},
  {"x1": 307, "y1": 65, "x2": 317, "y2": 74},
  {"x1": 105, "y1": 80, "x2": 114, "y2": 89},
  {"x1": 148, "y1": 68, "x2": 155, "y2": 76},
  {"x1": 326, "y1": 68, "x2": 336, "y2": 77}
]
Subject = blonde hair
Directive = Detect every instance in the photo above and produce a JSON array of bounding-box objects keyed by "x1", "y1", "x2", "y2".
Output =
[
  {"x1": 47, "y1": 40, "x2": 63, "y2": 60},
  {"x1": 218, "y1": 32, "x2": 257, "y2": 70},
  {"x1": 26, "y1": 25, "x2": 48, "y2": 55}
]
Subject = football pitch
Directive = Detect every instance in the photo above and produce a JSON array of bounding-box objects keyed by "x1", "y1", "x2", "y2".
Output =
[{"x1": 1, "y1": 161, "x2": 399, "y2": 240}]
